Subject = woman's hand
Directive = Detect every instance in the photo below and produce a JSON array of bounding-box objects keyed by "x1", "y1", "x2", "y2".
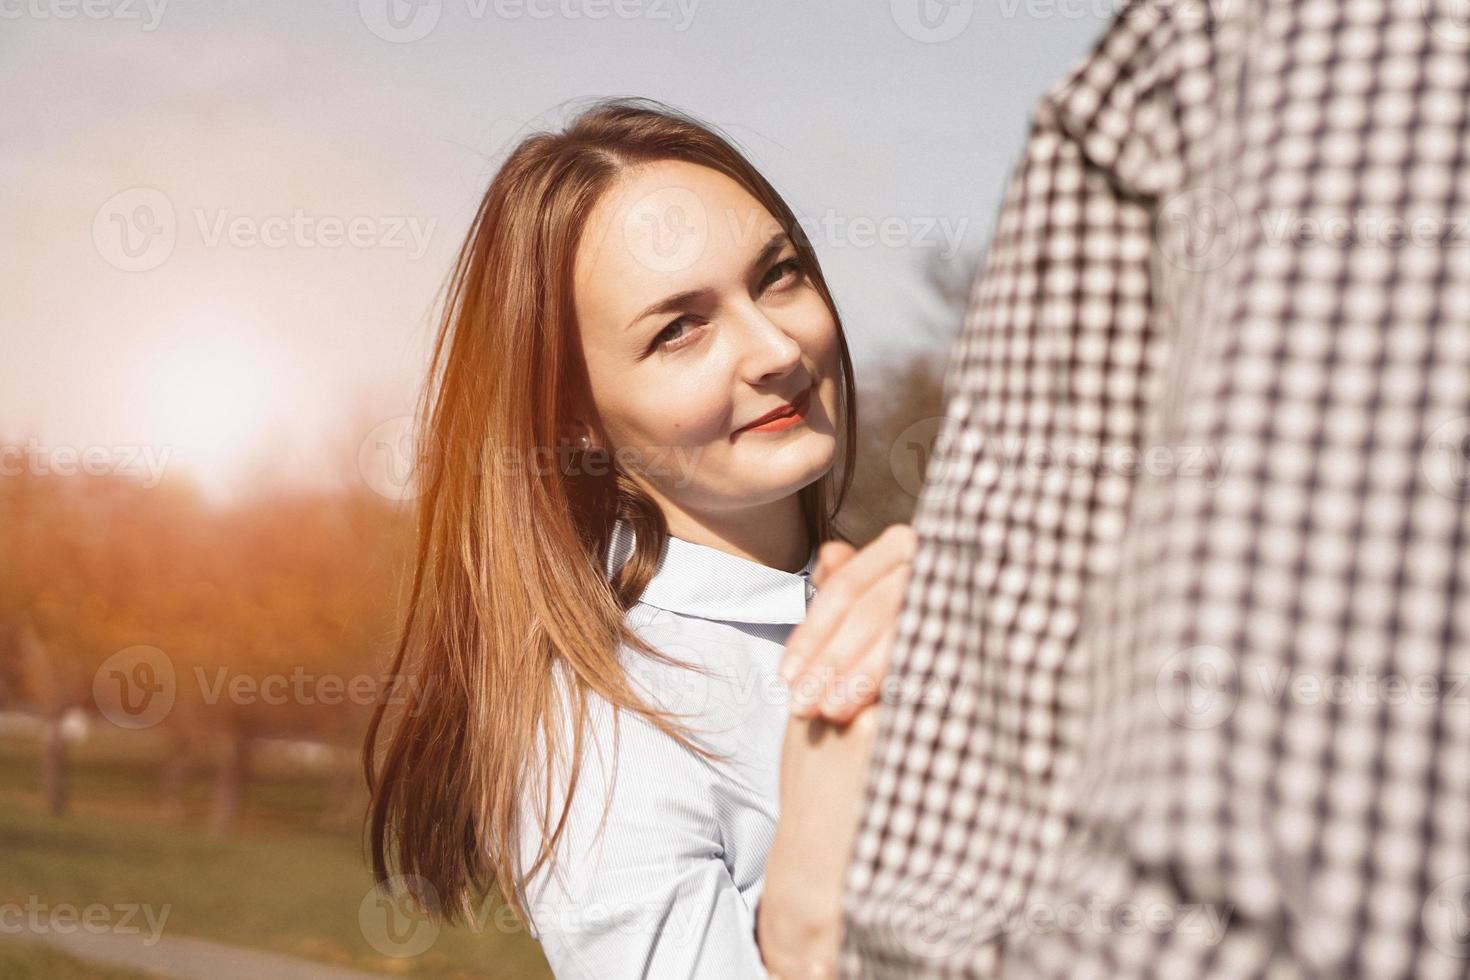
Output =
[
  {"x1": 779, "y1": 524, "x2": 918, "y2": 723},
  {"x1": 756, "y1": 706, "x2": 881, "y2": 980}
]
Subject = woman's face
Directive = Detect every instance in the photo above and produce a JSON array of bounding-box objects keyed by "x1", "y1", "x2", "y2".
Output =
[{"x1": 569, "y1": 159, "x2": 841, "y2": 522}]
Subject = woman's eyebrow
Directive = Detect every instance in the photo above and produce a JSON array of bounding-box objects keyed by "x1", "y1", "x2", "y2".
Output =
[
  {"x1": 623, "y1": 232, "x2": 793, "y2": 331},
  {"x1": 750, "y1": 232, "x2": 790, "y2": 271},
  {"x1": 626, "y1": 288, "x2": 709, "y2": 331}
]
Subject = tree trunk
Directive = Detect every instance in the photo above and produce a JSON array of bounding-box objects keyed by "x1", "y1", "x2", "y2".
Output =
[
  {"x1": 40, "y1": 711, "x2": 67, "y2": 817},
  {"x1": 159, "y1": 734, "x2": 193, "y2": 825},
  {"x1": 18, "y1": 622, "x2": 69, "y2": 817},
  {"x1": 208, "y1": 726, "x2": 250, "y2": 838}
]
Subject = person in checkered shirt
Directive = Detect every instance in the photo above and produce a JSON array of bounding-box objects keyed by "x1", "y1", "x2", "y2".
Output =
[{"x1": 790, "y1": 1, "x2": 1470, "y2": 976}]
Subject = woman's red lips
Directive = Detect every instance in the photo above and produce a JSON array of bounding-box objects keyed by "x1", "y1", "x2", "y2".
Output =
[{"x1": 736, "y1": 384, "x2": 813, "y2": 434}]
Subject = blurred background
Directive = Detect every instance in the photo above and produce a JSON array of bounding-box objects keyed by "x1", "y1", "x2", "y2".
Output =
[{"x1": 1, "y1": 2, "x2": 1114, "y2": 977}]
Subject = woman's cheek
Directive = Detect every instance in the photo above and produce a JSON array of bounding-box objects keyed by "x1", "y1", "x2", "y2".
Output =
[{"x1": 628, "y1": 379, "x2": 730, "y2": 451}]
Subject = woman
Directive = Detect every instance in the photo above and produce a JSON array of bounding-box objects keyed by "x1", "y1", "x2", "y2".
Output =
[{"x1": 364, "y1": 98, "x2": 916, "y2": 978}]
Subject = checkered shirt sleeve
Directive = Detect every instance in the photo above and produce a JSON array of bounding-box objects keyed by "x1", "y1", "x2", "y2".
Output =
[{"x1": 840, "y1": 2, "x2": 1470, "y2": 978}]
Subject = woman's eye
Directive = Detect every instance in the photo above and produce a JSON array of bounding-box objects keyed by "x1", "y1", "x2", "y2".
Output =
[
  {"x1": 652, "y1": 316, "x2": 699, "y2": 352},
  {"x1": 760, "y1": 258, "x2": 803, "y2": 291}
]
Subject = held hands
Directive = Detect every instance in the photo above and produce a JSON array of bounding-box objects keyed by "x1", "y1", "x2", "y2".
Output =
[
  {"x1": 755, "y1": 524, "x2": 919, "y2": 978},
  {"x1": 779, "y1": 524, "x2": 919, "y2": 723}
]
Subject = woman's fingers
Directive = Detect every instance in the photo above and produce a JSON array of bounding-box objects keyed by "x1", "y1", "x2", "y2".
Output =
[
  {"x1": 787, "y1": 561, "x2": 912, "y2": 720},
  {"x1": 780, "y1": 525, "x2": 917, "y2": 687}
]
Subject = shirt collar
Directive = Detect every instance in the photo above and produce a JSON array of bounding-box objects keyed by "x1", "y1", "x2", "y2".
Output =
[{"x1": 603, "y1": 517, "x2": 819, "y2": 625}]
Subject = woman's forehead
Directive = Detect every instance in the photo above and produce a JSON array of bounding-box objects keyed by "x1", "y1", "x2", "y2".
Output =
[{"x1": 573, "y1": 161, "x2": 786, "y2": 324}]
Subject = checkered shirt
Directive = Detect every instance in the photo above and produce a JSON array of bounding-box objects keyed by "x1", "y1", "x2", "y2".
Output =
[{"x1": 840, "y1": 1, "x2": 1470, "y2": 977}]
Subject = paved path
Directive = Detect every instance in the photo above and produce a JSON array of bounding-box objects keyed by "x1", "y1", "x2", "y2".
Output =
[{"x1": 3, "y1": 929, "x2": 394, "y2": 980}]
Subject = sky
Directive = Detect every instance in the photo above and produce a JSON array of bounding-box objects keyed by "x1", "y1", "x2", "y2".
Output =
[{"x1": 1, "y1": 0, "x2": 1115, "y2": 503}]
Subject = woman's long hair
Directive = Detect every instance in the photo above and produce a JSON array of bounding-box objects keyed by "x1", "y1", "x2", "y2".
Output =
[{"x1": 363, "y1": 97, "x2": 858, "y2": 928}]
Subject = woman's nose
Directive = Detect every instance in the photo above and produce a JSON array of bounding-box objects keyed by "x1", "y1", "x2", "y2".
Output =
[{"x1": 735, "y1": 306, "x2": 802, "y2": 386}]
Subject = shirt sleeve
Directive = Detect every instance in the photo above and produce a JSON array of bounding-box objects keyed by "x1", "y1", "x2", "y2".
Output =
[{"x1": 518, "y1": 689, "x2": 772, "y2": 980}]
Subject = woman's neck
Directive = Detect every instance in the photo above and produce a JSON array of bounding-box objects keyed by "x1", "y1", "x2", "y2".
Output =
[{"x1": 658, "y1": 494, "x2": 811, "y2": 573}]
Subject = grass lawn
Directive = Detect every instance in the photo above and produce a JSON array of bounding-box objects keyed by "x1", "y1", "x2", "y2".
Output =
[{"x1": 0, "y1": 731, "x2": 550, "y2": 980}]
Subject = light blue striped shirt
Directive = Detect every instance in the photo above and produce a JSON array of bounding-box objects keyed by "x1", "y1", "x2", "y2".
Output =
[{"x1": 516, "y1": 518, "x2": 818, "y2": 979}]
